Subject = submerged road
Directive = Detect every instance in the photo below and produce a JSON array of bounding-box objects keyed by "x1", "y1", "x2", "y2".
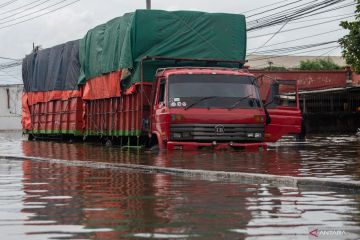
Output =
[{"x1": 0, "y1": 131, "x2": 360, "y2": 239}]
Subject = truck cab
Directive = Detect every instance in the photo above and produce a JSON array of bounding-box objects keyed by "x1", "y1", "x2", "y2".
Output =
[{"x1": 150, "y1": 67, "x2": 269, "y2": 150}]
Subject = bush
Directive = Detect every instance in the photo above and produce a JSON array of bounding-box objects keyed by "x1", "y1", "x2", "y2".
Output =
[{"x1": 299, "y1": 58, "x2": 341, "y2": 70}]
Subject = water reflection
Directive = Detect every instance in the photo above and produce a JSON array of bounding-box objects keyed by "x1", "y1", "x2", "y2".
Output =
[
  {"x1": 15, "y1": 134, "x2": 360, "y2": 180},
  {"x1": 1, "y1": 158, "x2": 360, "y2": 239}
]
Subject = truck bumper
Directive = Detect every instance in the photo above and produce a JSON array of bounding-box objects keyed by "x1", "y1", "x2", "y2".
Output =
[{"x1": 166, "y1": 141, "x2": 267, "y2": 151}]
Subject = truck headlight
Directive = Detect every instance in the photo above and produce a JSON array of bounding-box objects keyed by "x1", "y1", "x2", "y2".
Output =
[
  {"x1": 255, "y1": 133, "x2": 262, "y2": 138},
  {"x1": 254, "y1": 115, "x2": 265, "y2": 123}
]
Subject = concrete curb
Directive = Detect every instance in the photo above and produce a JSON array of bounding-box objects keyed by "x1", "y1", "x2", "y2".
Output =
[{"x1": 1, "y1": 155, "x2": 359, "y2": 191}]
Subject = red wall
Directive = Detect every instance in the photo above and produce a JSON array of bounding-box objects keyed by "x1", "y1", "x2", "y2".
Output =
[
  {"x1": 352, "y1": 72, "x2": 360, "y2": 86},
  {"x1": 250, "y1": 70, "x2": 348, "y2": 91}
]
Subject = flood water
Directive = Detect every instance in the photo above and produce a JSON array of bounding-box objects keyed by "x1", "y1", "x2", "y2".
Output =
[{"x1": 1, "y1": 131, "x2": 360, "y2": 239}]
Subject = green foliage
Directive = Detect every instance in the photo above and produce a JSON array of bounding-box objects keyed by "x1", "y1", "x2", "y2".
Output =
[
  {"x1": 299, "y1": 58, "x2": 341, "y2": 70},
  {"x1": 339, "y1": 0, "x2": 360, "y2": 73}
]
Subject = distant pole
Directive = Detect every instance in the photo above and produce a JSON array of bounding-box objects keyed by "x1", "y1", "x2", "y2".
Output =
[
  {"x1": 268, "y1": 61, "x2": 273, "y2": 70},
  {"x1": 146, "y1": 0, "x2": 151, "y2": 9}
]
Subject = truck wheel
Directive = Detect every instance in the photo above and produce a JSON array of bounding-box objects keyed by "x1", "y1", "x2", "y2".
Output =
[
  {"x1": 296, "y1": 119, "x2": 306, "y2": 141},
  {"x1": 148, "y1": 134, "x2": 159, "y2": 152},
  {"x1": 149, "y1": 144, "x2": 159, "y2": 152}
]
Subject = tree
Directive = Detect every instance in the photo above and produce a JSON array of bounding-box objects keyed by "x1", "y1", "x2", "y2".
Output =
[
  {"x1": 299, "y1": 58, "x2": 341, "y2": 70},
  {"x1": 339, "y1": 0, "x2": 360, "y2": 73}
]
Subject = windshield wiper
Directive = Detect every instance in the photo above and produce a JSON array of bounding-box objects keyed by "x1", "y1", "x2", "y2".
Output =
[
  {"x1": 228, "y1": 95, "x2": 252, "y2": 110},
  {"x1": 184, "y1": 96, "x2": 218, "y2": 110}
]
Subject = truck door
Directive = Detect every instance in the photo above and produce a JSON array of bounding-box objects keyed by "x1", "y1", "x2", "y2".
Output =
[
  {"x1": 259, "y1": 77, "x2": 302, "y2": 142},
  {"x1": 150, "y1": 77, "x2": 168, "y2": 146}
]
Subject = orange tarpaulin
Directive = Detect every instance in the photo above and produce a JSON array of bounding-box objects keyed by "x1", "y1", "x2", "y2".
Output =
[
  {"x1": 26, "y1": 90, "x2": 81, "y2": 106},
  {"x1": 21, "y1": 93, "x2": 31, "y2": 130},
  {"x1": 82, "y1": 71, "x2": 122, "y2": 100},
  {"x1": 82, "y1": 70, "x2": 140, "y2": 100}
]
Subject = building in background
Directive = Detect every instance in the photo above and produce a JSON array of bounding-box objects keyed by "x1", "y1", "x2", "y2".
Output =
[
  {"x1": 0, "y1": 84, "x2": 23, "y2": 130},
  {"x1": 247, "y1": 55, "x2": 346, "y2": 69}
]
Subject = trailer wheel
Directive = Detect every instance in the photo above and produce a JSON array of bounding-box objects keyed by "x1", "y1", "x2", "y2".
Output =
[
  {"x1": 28, "y1": 134, "x2": 34, "y2": 141},
  {"x1": 105, "y1": 139, "x2": 113, "y2": 147}
]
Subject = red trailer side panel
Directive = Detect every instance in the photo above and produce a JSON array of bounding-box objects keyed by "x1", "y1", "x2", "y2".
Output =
[
  {"x1": 352, "y1": 72, "x2": 360, "y2": 86},
  {"x1": 24, "y1": 90, "x2": 84, "y2": 135},
  {"x1": 84, "y1": 83, "x2": 152, "y2": 137}
]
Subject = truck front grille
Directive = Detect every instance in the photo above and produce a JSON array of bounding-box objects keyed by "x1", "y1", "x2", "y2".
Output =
[{"x1": 170, "y1": 124, "x2": 264, "y2": 142}]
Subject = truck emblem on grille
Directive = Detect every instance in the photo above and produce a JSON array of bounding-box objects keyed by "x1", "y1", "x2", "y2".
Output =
[{"x1": 214, "y1": 125, "x2": 225, "y2": 135}]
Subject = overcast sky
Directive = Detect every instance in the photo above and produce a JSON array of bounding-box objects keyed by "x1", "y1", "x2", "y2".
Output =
[{"x1": 0, "y1": 0, "x2": 355, "y2": 84}]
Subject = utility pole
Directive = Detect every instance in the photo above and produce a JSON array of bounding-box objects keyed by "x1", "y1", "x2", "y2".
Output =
[{"x1": 146, "y1": 0, "x2": 151, "y2": 9}]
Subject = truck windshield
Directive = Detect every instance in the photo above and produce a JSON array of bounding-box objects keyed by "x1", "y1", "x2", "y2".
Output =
[{"x1": 168, "y1": 74, "x2": 262, "y2": 109}]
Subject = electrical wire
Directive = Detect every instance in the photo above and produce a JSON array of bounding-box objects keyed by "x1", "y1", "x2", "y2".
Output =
[
  {"x1": 248, "y1": 44, "x2": 341, "y2": 62},
  {"x1": 288, "y1": 12, "x2": 356, "y2": 24},
  {"x1": 0, "y1": 0, "x2": 19, "y2": 9},
  {"x1": 0, "y1": 0, "x2": 80, "y2": 30},
  {"x1": 0, "y1": 0, "x2": 53, "y2": 22},
  {"x1": 248, "y1": 19, "x2": 290, "y2": 55},
  {"x1": 0, "y1": 0, "x2": 43, "y2": 15},
  {"x1": 0, "y1": 56, "x2": 20, "y2": 61},
  {"x1": 243, "y1": 0, "x2": 293, "y2": 14},
  {"x1": 247, "y1": 29, "x2": 344, "y2": 51},
  {"x1": 247, "y1": 0, "x2": 351, "y2": 31},
  {"x1": 0, "y1": 69, "x2": 21, "y2": 81},
  {"x1": 319, "y1": 46, "x2": 341, "y2": 56},
  {"x1": 248, "y1": 15, "x2": 354, "y2": 39},
  {"x1": 0, "y1": 0, "x2": 71, "y2": 25},
  {"x1": 249, "y1": 41, "x2": 338, "y2": 56},
  {"x1": 248, "y1": 1, "x2": 356, "y2": 31},
  {"x1": 247, "y1": 0, "x2": 305, "y2": 18}
]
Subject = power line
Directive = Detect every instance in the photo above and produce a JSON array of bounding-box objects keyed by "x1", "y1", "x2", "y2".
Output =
[
  {"x1": 289, "y1": 12, "x2": 355, "y2": 24},
  {"x1": 0, "y1": 0, "x2": 53, "y2": 22},
  {"x1": 320, "y1": 46, "x2": 341, "y2": 56},
  {"x1": 247, "y1": 0, "x2": 350, "y2": 31},
  {"x1": 249, "y1": 41, "x2": 338, "y2": 56},
  {"x1": 255, "y1": 42, "x2": 338, "y2": 56},
  {"x1": 248, "y1": 44, "x2": 341, "y2": 62},
  {"x1": 0, "y1": 56, "x2": 20, "y2": 60},
  {"x1": 247, "y1": 29, "x2": 343, "y2": 51},
  {"x1": 0, "y1": 69, "x2": 21, "y2": 81},
  {"x1": 248, "y1": 1, "x2": 356, "y2": 31},
  {"x1": 249, "y1": 19, "x2": 290, "y2": 55},
  {"x1": 0, "y1": 0, "x2": 43, "y2": 15},
  {"x1": 243, "y1": 0, "x2": 293, "y2": 14},
  {"x1": 247, "y1": 0, "x2": 305, "y2": 18},
  {"x1": 0, "y1": 0, "x2": 19, "y2": 9},
  {"x1": 248, "y1": 15, "x2": 353, "y2": 39},
  {"x1": 0, "y1": 0, "x2": 80, "y2": 30},
  {"x1": 0, "y1": 62, "x2": 22, "y2": 71},
  {"x1": 0, "y1": 0, "x2": 71, "y2": 25}
]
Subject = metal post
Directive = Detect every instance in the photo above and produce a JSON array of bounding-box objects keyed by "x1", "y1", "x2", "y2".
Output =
[{"x1": 146, "y1": 0, "x2": 151, "y2": 9}]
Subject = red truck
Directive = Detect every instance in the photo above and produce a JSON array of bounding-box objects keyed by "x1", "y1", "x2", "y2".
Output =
[
  {"x1": 144, "y1": 58, "x2": 302, "y2": 150},
  {"x1": 22, "y1": 10, "x2": 302, "y2": 150}
]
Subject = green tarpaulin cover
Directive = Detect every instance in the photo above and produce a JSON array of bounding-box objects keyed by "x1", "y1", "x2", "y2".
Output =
[{"x1": 78, "y1": 9, "x2": 246, "y2": 85}]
